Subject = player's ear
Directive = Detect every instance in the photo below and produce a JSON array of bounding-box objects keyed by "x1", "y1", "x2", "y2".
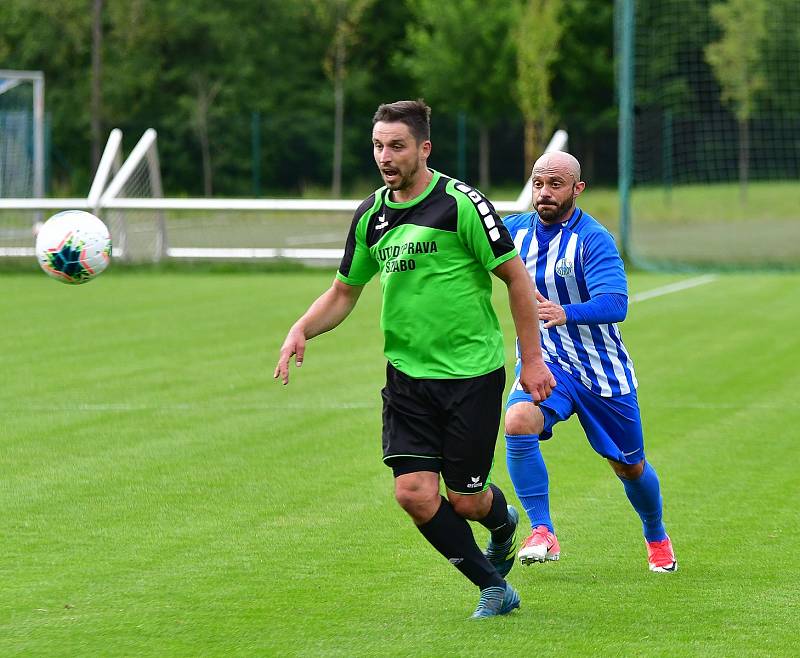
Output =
[
  {"x1": 574, "y1": 181, "x2": 586, "y2": 197},
  {"x1": 420, "y1": 139, "x2": 432, "y2": 159}
]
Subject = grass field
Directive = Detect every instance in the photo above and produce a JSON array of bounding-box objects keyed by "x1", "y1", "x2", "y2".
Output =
[{"x1": 2, "y1": 269, "x2": 799, "y2": 657}]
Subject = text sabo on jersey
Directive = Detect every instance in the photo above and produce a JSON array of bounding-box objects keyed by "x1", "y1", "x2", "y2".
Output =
[{"x1": 384, "y1": 258, "x2": 416, "y2": 273}]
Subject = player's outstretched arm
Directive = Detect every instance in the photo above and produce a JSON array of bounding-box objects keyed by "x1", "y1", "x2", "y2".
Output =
[
  {"x1": 274, "y1": 279, "x2": 363, "y2": 385},
  {"x1": 493, "y1": 257, "x2": 556, "y2": 402}
]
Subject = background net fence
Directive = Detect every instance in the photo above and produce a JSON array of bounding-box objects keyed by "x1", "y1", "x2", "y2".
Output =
[{"x1": 619, "y1": 0, "x2": 800, "y2": 269}]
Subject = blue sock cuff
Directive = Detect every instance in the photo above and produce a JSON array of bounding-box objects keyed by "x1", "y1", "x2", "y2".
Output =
[{"x1": 505, "y1": 434, "x2": 539, "y2": 458}]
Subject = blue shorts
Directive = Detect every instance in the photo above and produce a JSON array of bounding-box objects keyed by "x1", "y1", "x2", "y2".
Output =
[{"x1": 507, "y1": 361, "x2": 645, "y2": 464}]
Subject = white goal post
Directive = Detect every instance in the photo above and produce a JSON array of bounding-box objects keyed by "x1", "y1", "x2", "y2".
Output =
[{"x1": 0, "y1": 129, "x2": 568, "y2": 262}]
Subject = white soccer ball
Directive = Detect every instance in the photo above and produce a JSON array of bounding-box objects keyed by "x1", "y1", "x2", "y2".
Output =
[{"x1": 35, "y1": 210, "x2": 112, "y2": 285}]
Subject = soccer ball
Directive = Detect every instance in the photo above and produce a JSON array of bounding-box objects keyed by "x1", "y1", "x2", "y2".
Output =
[{"x1": 35, "y1": 210, "x2": 112, "y2": 284}]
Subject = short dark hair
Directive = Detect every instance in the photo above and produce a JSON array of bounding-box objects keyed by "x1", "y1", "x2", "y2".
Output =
[{"x1": 372, "y1": 99, "x2": 431, "y2": 143}]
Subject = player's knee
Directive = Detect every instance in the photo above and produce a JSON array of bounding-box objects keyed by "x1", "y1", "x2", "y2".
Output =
[
  {"x1": 394, "y1": 479, "x2": 439, "y2": 517},
  {"x1": 394, "y1": 485, "x2": 430, "y2": 511},
  {"x1": 448, "y1": 490, "x2": 489, "y2": 520},
  {"x1": 505, "y1": 402, "x2": 544, "y2": 436},
  {"x1": 609, "y1": 458, "x2": 645, "y2": 480}
]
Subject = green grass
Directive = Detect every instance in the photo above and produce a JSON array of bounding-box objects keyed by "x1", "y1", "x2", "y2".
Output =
[{"x1": 1, "y1": 270, "x2": 799, "y2": 656}]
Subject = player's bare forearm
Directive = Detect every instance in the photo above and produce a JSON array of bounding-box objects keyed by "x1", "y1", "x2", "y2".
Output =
[
  {"x1": 274, "y1": 279, "x2": 363, "y2": 385},
  {"x1": 293, "y1": 279, "x2": 363, "y2": 339},
  {"x1": 494, "y1": 257, "x2": 544, "y2": 361},
  {"x1": 493, "y1": 258, "x2": 555, "y2": 400}
]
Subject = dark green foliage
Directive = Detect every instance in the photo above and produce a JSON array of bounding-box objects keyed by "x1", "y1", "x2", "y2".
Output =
[{"x1": 1, "y1": 0, "x2": 621, "y2": 194}]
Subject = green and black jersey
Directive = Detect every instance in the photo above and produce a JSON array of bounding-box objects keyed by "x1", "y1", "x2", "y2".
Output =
[{"x1": 337, "y1": 169, "x2": 517, "y2": 379}]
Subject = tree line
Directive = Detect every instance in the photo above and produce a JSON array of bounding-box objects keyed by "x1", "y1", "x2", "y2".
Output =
[
  {"x1": 1, "y1": 0, "x2": 617, "y2": 196},
  {"x1": 3, "y1": 0, "x2": 795, "y2": 198}
]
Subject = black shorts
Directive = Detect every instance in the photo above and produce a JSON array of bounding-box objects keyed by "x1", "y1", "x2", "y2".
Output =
[{"x1": 381, "y1": 362, "x2": 505, "y2": 494}]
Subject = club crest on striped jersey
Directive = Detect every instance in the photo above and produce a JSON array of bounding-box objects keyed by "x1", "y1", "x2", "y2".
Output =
[
  {"x1": 454, "y1": 182, "x2": 501, "y2": 242},
  {"x1": 555, "y1": 258, "x2": 575, "y2": 278}
]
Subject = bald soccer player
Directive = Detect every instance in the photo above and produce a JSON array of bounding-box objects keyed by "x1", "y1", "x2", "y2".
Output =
[{"x1": 501, "y1": 151, "x2": 677, "y2": 573}]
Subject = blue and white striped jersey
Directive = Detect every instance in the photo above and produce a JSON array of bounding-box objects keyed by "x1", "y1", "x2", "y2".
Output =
[{"x1": 504, "y1": 208, "x2": 638, "y2": 397}]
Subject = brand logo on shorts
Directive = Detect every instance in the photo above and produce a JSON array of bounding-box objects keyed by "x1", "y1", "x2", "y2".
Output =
[
  {"x1": 466, "y1": 476, "x2": 483, "y2": 489},
  {"x1": 555, "y1": 258, "x2": 574, "y2": 278},
  {"x1": 449, "y1": 557, "x2": 464, "y2": 565},
  {"x1": 375, "y1": 213, "x2": 388, "y2": 230}
]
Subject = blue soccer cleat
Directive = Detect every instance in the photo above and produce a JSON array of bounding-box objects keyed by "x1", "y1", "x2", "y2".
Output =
[
  {"x1": 470, "y1": 583, "x2": 521, "y2": 619},
  {"x1": 484, "y1": 505, "x2": 519, "y2": 578}
]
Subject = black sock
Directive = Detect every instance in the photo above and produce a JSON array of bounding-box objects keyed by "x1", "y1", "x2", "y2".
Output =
[
  {"x1": 417, "y1": 496, "x2": 504, "y2": 590},
  {"x1": 477, "y1": 484, "x2": 514, "y2": 544}
]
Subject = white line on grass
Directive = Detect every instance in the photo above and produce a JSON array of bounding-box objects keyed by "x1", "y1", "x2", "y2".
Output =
[
  {"x1": 630, "y1": 274, "x2": 717, "y2": 303},
  {"x1": 647, "y1": 401, "x2": 798, "y2": 410}
]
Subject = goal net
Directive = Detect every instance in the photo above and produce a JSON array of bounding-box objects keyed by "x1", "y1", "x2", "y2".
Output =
[
  {"x1": 0, "y1": 70, "x2": 46, "y2": 255},
  {"x1": 617, "y1": 0, "x2": 800, "y2": 269}
]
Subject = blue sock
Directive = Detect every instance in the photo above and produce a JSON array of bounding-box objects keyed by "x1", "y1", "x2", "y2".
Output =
[
  {"x1": 619, "y1": 461, "x2": 667, "y2": 542},
  {"x1": 505, "y1": 434, "x2": 553, "y2": 532}
]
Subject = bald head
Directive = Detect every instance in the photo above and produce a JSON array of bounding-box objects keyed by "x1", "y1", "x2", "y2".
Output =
[{"x1": 532, "y1": 151, "x2": 582, "y2": 183}]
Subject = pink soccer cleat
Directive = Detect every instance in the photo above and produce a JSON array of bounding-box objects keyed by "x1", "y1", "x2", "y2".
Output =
[
  {"x1": 647, "y1": 536, "x2": 678, "y2": 573},
  {"x1": 518, "y1": 525, "x2": 560, "y2": 565}
]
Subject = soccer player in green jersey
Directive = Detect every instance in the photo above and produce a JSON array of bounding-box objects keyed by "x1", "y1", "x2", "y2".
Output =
[{"x1": 275, "y1": 100, "x2": 555, "y2": 618}]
